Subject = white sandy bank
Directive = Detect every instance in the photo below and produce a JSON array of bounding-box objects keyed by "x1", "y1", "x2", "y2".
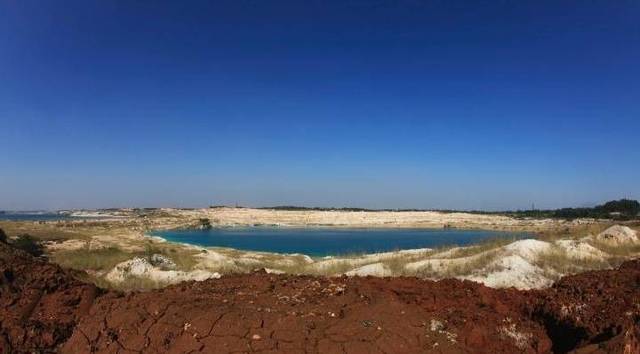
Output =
[{"x1": 94, "y1": 225, "x2": 639, "y2": 290}]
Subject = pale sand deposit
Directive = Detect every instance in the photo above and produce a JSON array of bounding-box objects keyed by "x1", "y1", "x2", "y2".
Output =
[{"x1": 175, "y1": 207, "x2": 586, "y2": 231}]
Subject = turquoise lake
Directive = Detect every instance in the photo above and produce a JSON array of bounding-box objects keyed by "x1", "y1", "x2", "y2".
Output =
[
  {"x1": 0, "y1": 212, "x2": 73, "y2": 221},
  {"x1": 0, "y1": 212, "x2": 111, "y2": 222},
  {"x1": 152, "y1": 228, "x2": 530, "y2": 256}
]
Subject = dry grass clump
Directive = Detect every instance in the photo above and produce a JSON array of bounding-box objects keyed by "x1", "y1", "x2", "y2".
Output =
[
  {"x1": 51, "y1": 246, "x2": 132, "y2": 271},
  {"x1": 587, "y1": 239, "x2": 640, "y2": 257},
  {"x1": 384, "y1": 255, "x2": 409, "y2": 275},
  {"x1": 442, "y1": 237, "x2": 517, "y2": 259},
  {"x1": 51, "y1": 241, "x2": 200, "y2": 274},
  {"x1": 403, "y1": 237, "x2": 524, "y2": 279},
  {"x1": 441, "y1": 250, "x2": 501, "y2": 277},
  {"x1": 534, "y1": 245, "x2": 610, "y2": 279},
  {"x1": 114, "y1": 275, "x2": 162, "y2": 291},
  {"x1": 212, "y1": 262, "x2": 248, "y2": 274},
  {"x1": 305, "y1": 261, "x2": 354, "y2": 276},
  {"x1": 324, "y1": 261, "x2": 355, "y2": 276},
  {"x1": 536, "y1": 223, "x2": 613, "y2": 242},
  {"x1": 381, "y1": 250, "x2": 434, "y2": 276},
  {"x1": 330, "y1": 251, "x2": 368, "y2": 259},
  {"x1": 141, "y1": 242, "x2": 200, "y2": 271},
  {"x1": 210, "y1": 249, "x2": 315, "y2": 275},
  {"x1": 413, "y1": 262, "x2": 437, "y2": 278},
  {"x1": 262, "y1": 261, "x2": 311, "y2": 275},
  {"x1": 335, "y1": 237, "x2": 525, "y2": 278},
  {"x1": 79, "y1": 273, "x2": 164, "y2": 292},
  {"x1": 413, "y1": 249, "x2": 501, "y2": 279},
  {"x1": 0, "y1": 221, "x2": 91, "y2": 242}
]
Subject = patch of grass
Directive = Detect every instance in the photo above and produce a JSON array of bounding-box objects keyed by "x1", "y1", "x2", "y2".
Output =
[
  {"x1": 534, "y1": 245, "x2": 611, "y2": 280},
  {"x1": 412, "y1": 262, "x2": 434, "y2": 278},
  {"x1": 212, "y1": 261, "x2": 246, "y2": 274},
  {"x1": 412, "y1": 249, "x2": 501, "y2": 279},
  {"x1": 52, "y1": 246, "x2": 132, "y2": 271},
  {"x1": 587, "y1": 239, "x2": 640, "y2": 257},
  {"x1": 114, "y1": 275, "x2": 162, "y2": 291},
  {"x1": 162, "y1": 252, "x2": 199, "y2": 271},
  {"x1": 445, "y1": 237, "x2": 517, "y2": 258},
  {"x1": 401, "y1": 237, "x2": 516, "y2": 278},
  {"x1": 0, "y1": 221, "x2": 91, "y2": 242},
  {"x1": 139, "y1": 242, "x2": 199, "y2": 271},
  {"x1": 384, "y1": 255, "x2": 408, "y2": 275},
  {"x1": 307, "y1": 261, "x2": 354, "y2": 276},
  {"x1": 380, "y1": 250, "x2": 433, "y2": 276},
  {"x1": 249, "y1": 254, "x2": 312, "y2": 275},
  {"x1": 442, "y1": 250, "x2": 501, "y2": 277},
  {"x1": 536, "y1": 223, "x2": 613, "y2": 242},
  {"x1": 330, "y1": 251, "x2": 369, "y2": 259}
]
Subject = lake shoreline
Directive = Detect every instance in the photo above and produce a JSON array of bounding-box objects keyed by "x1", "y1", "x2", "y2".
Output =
[
  {"x1": 150, "y1": 227, "x2": 532, "y2": 257},
  {"x1": 1, "y1": 207, "x2": 636, "y2": 291}
]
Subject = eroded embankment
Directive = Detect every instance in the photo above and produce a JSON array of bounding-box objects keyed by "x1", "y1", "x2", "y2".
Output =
[{"x1": 0, "y1": 240, "x2": 638, "y2": 354}]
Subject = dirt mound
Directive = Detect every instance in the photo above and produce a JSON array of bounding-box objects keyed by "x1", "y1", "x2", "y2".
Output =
[
  {"x1": 528, "y1": 259, "x2": 640, "y2": 353},
  {"x1": 0, "y1": 242, "x2": 102, "y2": 353},
  {"x1": 594, "y1": 225, "x2": 639, "y2": 244},
  {"x1": 1, "y1": 241, "x2": 639, "y2": 353},
  {"x1": 59, "y1": 276, "x2": 552, "y2": 354}
]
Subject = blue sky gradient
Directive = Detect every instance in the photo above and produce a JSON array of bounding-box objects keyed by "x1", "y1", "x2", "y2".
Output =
[{"x1": 1, "y1": 1, "x2": 638, "y2": 210}]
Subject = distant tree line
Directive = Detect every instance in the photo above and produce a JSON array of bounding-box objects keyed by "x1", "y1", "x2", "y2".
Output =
[
  {"x1": 259, "y1": 206, "x2": 376, "y2": 212},
  {"x1": 258, "y1": 206, "x2": 465, "y2": 213},
  {"x1": 207, "y1": 199, "x2": 639, "y2": 220},
  {"x1": 503, "y1": 199, "x2": 640, "y2": 220}
]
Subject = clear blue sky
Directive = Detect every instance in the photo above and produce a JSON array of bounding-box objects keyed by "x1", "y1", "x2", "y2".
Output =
[{"x1": 1, "y1": 1, "x2": 638, "y2": 211}]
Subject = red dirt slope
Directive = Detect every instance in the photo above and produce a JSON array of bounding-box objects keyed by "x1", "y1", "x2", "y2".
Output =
[{"x1": 0, "y1": 240, "x2": 638, "y2": 354}]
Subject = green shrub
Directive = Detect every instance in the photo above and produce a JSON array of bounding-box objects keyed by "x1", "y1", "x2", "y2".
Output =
[
  {"x1": 198, "y1": 218, "x2": 212, "y2": 229},
  {"x1": 12, "y1": 234, "x2": 44, "y2": 256}
]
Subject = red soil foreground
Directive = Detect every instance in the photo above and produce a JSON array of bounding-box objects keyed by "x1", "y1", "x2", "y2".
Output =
[{"x1": 0, "y1": 241, "x2": 638, "y2": 354}]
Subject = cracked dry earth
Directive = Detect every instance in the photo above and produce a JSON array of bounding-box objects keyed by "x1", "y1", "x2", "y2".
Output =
[{"x1": 1, "y1": 241, "x2": 639, "y2": 354}]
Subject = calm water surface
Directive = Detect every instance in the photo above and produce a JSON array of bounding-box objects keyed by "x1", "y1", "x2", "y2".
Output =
[
  {"x1": 152, "y1": 228, "x2": 530, "y2": 256},
  {"x1": 0, "y1": 212, "x2": 72, "y2": 221}
]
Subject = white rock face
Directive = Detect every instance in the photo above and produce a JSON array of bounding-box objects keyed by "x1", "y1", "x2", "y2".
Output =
[
  {"x1": 149, "y1": 254, "x2": 177, "y2": 270},
  {"x1": 463, "y1": 255, "x2": 553, "y2": 290},
  {"x1": 106, "y1": 257, "x2": 221, "y2": 285},
  {"x1": 345, "y1": 263, "x2": 391, "y2": 277},
  {"x1": 107, "y1": 257, "x2": 153, "y2": 281},
  {"x1": 594, "y1": 225, "x2": 638, "y2": 244}
]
